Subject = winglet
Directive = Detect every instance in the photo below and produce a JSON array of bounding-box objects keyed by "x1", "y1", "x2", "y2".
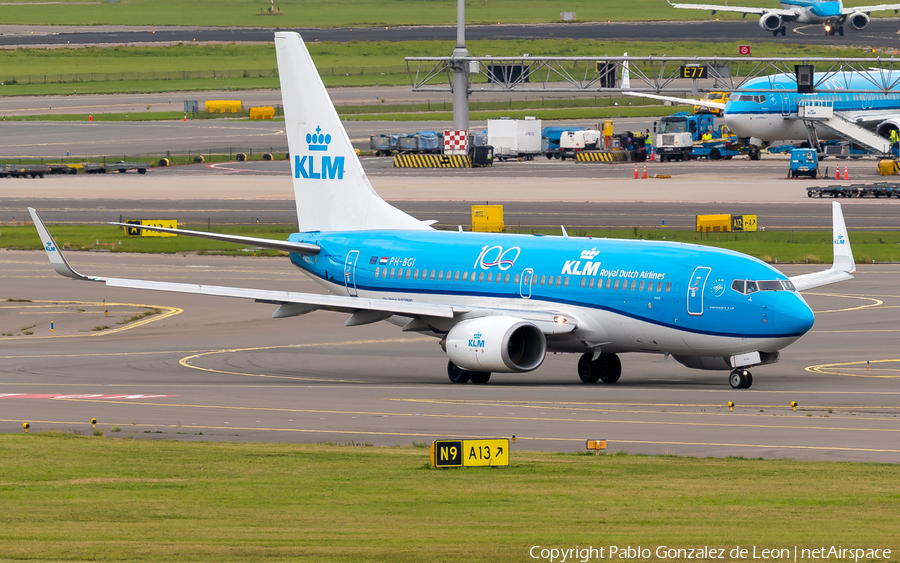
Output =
[
  {"x1": 831, "y1": 201, "x2": 855, "y2": 274},
  {"x1": 788, "y1": 201, "x2": 855, "y2": 291},
  {"x1": 28, "y1": 207, "x2": 100, "y2": 282}
]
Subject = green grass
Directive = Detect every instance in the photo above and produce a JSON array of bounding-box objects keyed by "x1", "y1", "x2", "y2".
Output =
[
  {"x1": 0, "y1": 40, "x2": 885, "y2": 98},
  {"x1": 3, "y1": 224, "x2": 899, "y2": 263},
  {"x1": 0, "y1": 433, "x2": 897, "y2": 561},
  {"x1": 0, "y1": 0, "x2": 896, "y2": 27}
]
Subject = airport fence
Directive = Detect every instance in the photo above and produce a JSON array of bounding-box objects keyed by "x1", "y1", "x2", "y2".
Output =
[{"x1": 0, "y1": 146, "x2": 291, "y2": 167}]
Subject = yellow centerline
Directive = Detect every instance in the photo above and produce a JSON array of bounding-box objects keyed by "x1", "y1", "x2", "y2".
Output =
[
  {"x1": 0, "y1": 300, "x2": 181, "y2": 340},
  {"x1": 806, "y1": 358, "x2": 900, "y2": 379}
]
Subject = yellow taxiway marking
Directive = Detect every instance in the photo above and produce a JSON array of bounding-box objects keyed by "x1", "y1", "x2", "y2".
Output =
[
  {"x1": 805, "y1": 292, "x2": 884, "y2": 313},
  {"x1": 389, "y1": 398, "x2": 900, "y2": 410},
  {"x1": 3, "y1": 418, "x2": 899, "y2": 454},
  {"x1": 806, "y1": 359, "x2": 900, "y2": 379},
  {"x1": 46, "y1": 398, "x2": 900, "y2": 434},
  {"x1": 178, "y1": 337, "x2": 432, "y2": 383},
  {"x1": 0, "y1": 300, "x2": 181, "y2": 340}
]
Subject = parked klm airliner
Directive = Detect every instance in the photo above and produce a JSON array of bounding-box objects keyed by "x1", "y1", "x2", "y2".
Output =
[
  {"x1": 30, "y1": 32, "x2": 858, "y2": 389},
  {"x1": 667, "y1": 0, "x2": 900, "y2": 36}
]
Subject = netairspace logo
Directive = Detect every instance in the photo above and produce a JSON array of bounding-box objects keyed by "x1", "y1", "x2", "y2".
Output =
[
  {"x1": 529, "y1": 545, "x2": 892, "y2": 562},
  {"x1": 295, "y1": 125, "x2": 344, "y2": 180}
]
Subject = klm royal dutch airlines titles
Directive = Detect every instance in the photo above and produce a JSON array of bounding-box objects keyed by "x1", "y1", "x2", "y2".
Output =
[{"x1": 30, "y1": 32, "x2": 856, "y2": 389}]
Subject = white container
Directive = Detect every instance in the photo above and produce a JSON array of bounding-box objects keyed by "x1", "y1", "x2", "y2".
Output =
[{"x1": 487, "y1": 118, "x2": 542, "y2": 157}]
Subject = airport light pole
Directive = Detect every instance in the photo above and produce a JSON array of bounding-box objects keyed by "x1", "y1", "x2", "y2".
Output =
[{"x1": 451, "y1": 0, "x2": 469, "y2": 131}]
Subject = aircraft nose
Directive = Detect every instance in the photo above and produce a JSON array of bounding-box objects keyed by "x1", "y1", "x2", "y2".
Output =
[{"x1": 785, "y1": 294, "x2": 816, "y2": 335}]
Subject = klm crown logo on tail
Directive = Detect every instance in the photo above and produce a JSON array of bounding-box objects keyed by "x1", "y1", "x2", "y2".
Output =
[{"x1": 295, "y1": 126, "x2": 344, "y2": 180}]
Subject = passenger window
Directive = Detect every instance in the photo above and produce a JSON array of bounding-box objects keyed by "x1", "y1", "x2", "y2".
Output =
[
  {"x1": 390, "y1": 267, "x2": 396, "y2": 278},
  {"x1": 540, "y1": 275, "x2": 546, "y2": 286},
  {"x1": 478, "y1": 272, "x2": 484, "y2": 282},
  {"x1": 471, "y1": 272, "x2": 476, "y2": 281},
  {"x1": 413, "y1": 269, "x2": 419, "y2": 280},
  {"x1": 581, "y1": 278, "x2": 586, "y2": 288},
  {"x1": 547, "y1": 276, "x2": 553, "y2": 286},
  {"x1": 656, "y1": 281, "x2": 662, "y2": 292},
  {"x1": 430, "y1": 270, "x2": 435, "y2": 280},
  {"x1": 487, "y1": 272, "x2": 493, "y2": 283},
  {"x1": 406, "y1": 268, "x2": 411, "y2": 279},
  {"x1": 563, "y1": 277, "x2": 568, "y2": 287},
  {"x1": 462, "y1": 271, "x2": 468, "y2": 281},
  {"x1": 438, "y1": 270, "x2": 443, "y2": 281},
  {"x1": 614, "y1": 279, "x2": 619, "y2": 290},
  {"x1": 606, "y1": 278, "x2": 611, "y2": 290},
  {"x1": 505, "y1": 273, "x2": 510, "y2": 284},
  {"x1": 532, "y1": 274, "x2": 538, "y2": 286},
  {"x1": 665, "y1": 282, "x2": 671, "y2": 292},
  {"x1": 374, "y1": 267, "x2": 380, "y2": 278},
  {"x1": 639, "y1": 281, "x2": 645, "y2": 291},
  {"x1": 588, "y1": 278, "x2": 594, "y2": 289},
  {"x1": 630, "y1": 280, "x2": 636, "y2": 291},
  {"x1": 454, "y1": 271, "x2": 460, "y2": 281}
]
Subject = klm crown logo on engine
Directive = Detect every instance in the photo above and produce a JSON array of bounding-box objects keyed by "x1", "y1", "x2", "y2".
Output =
[
  {"x1": 295, "y1": 125, "x2": 345, "y2": 180},
  {"x1": 468, "y1": 332, "x2": 485, "y2": 348}
]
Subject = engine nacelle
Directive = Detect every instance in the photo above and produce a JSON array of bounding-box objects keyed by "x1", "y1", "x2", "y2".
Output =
[
  {"x1": 445, "y1": 317, "x2": 546, "y2": 373},
  {"x1": 848, "y1": 12, "x2": 869, "y2": 30},
  {"x1": 758, "y1": 13, "x2": 782, "y2": 32}
]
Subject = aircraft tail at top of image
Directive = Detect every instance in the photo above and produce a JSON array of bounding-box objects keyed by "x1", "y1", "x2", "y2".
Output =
[
  {"x1": 667, "y1": 0, "x2": 900, "y2": 36},
  {"x1": 31, "y1": 31, "x2": 856, "y2": 390}
]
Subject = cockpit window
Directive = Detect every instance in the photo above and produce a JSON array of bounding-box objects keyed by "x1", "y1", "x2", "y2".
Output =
[
  {"x1": 732, "y1": 94, "x2": 765, "y2": 103},
  {"x1": 732, "y1": 279, "x2": 794, "y2": 294}
]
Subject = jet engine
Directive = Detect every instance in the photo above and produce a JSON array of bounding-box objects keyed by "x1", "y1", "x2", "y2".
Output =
[
  {"x1": 848, "y1": 12, "x2": 869, "y2": 30},
  {"x1": 759, "y1": 13, "x2": 783, "y2": 32},
  {"x1": 445, "y1": 317, "x2": 546, "y2": 373}
]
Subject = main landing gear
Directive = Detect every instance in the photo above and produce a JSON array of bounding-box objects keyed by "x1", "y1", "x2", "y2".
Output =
[
  {"x1": 447, "y1": 360, "x2": 491, "y2": 384},
  {"x1": 772, "y1": 25, "x2": 786, "y2": 37},
  {"x1": 577, "y1": 352, "x2": 622, "y2": 384},
  {"x1": 729, "y1": 368, "x2": 753, "y2": 389}
]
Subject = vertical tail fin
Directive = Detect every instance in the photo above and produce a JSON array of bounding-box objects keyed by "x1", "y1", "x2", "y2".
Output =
[{"x1": 274, "y1": 32, "x2": 428, "y2": 232}]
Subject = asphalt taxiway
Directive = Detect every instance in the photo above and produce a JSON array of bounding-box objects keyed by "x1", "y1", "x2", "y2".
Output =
[{"x1": 0, "y1": 242, "x2": 898, "y2": 463}]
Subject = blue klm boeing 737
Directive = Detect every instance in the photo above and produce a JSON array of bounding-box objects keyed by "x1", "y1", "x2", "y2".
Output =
[
  {"x1": 668, "y1": 0, "x2": 900, "y2": 36},
  {"x1": 30, "y1": 32, "x2": 858, "y2": 389}
]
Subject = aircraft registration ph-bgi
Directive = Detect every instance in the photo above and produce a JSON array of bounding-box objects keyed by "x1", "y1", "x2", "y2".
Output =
[
  {"x1": 30, "y1": 32, "x2": 858, "y2": 390},
  {"x1": 667, "y1": 0, "x2": 900, "y2": 36},
  {"x1": 628, "y1": 70, "x2": 900, "y2": 154}
]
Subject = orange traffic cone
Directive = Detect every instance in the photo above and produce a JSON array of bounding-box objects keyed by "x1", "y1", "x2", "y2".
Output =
[
  {"x1": 843, "y1": 164, "x2": 849, "y2": 180},
  {"x1": 835, "y1": 166, "x2": 840, "y2": 180},
  {"x1": 88, "y1": 113, "x2": 92, "y2": 122},
  {"x1": 634, "y1": 164, "x2": 639, "y2": 179},
  {"x1": 183, "y1": 112, "x2": 187, "y2": 122},
  {"x1": 642, "y1": 164, "x2": 648, "y2": 179}
]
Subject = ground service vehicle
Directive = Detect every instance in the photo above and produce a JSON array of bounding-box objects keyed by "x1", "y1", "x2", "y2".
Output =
[
  {"x1": 790, "y1": 148, "x2": 819, "y2": 178},
  {"x1": 655, "y1": 112, "x2": 741, "y2": 161},
  {"x1": 487, "y1": 118, "x2": 541, "y2": 161},
  {"x1": 694, "y1": 92, "x2": 730, "y2": 115}
]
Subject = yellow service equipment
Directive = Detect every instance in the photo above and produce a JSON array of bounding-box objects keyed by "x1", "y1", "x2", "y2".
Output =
[
  {"x1": 124, "y1": 220, "x2": 178, "y2": 237},
  {"x1": 877, "y1": 159, "x2": 900, "y2": 175},
  {"x1": 205, "y1": 100, "x2": 243, "y2": 113},
  {"x1": 249, "y1": 106, "x2": 275, "y2": 120},
  {"x1": 430, "y1": 439, "x2": 510, "y2": 467},
  {"x1": 471, "y1": 204, "x2": 504, "y2": 232},
  {"x1": 695, "y1": 214, "x2": 757, "y2": 232}
]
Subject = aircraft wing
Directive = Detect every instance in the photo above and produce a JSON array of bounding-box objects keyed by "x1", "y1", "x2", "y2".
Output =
[
  {"x1": 622, "y1": 91, "x2": 727, "y2": 110},
  {"x1": 842, "y1": 3, "x2": 900, "y2": 13},
  {"x1": 107, "y1": 220, "x2": 321, "y2": 255},
  {"x1": 30, "y1": 208, "x2": 578, "y2": 334},
  {"x1": 667, "y1": 0, "x2": 796, "y2": 16},
  {"x1": 789, "y1": 201, "x2": 856, "y2": 291}
]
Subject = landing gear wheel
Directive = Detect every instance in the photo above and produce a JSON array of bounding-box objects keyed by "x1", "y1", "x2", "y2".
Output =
[
  {"x1": 469, "y1": 372, "x2": 491, "y2": 384},
  {"x1": 578, "y1": 353, "x2": 600, "y2": 383},
  {"x1": 447, "y1": 361, "x2": 470, "y2": 384},
  {"x1": 599, "y1": 354, "x2": 622, "y2": 383},
  {"x1": 838, "y1": 26, "x2": 844, "y2": 36},
  {"x1": 780, "y1": 25, "x2": 786, "y2": 36},
  {"x1": 577, "y1": 353, "x2": 622, "y2": 384},
  {"x1": 729, "y1": 369, "x2": 751, "y2": 389},
  {"x1": 749, "y1": 147, "x2": 761, "y2": 161}
]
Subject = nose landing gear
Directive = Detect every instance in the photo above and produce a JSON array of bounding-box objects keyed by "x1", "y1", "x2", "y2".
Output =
[{"x1": 729, "y1": 369, "x2": 753, "y2": 389}]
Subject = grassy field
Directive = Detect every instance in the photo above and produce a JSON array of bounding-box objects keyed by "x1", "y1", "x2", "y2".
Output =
[
  {"x1": 0, "y1": 0, "x2": 896, "y2": 27},
  {"x1": 2, "y1": 224, "x2": 899, "y2": 262},
  {"x1": 0, "y1": 40, "x2": 883, "y2": 97},
  {"x1": 0, "y1": 433, "x2": 897, "y2": 562}
]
